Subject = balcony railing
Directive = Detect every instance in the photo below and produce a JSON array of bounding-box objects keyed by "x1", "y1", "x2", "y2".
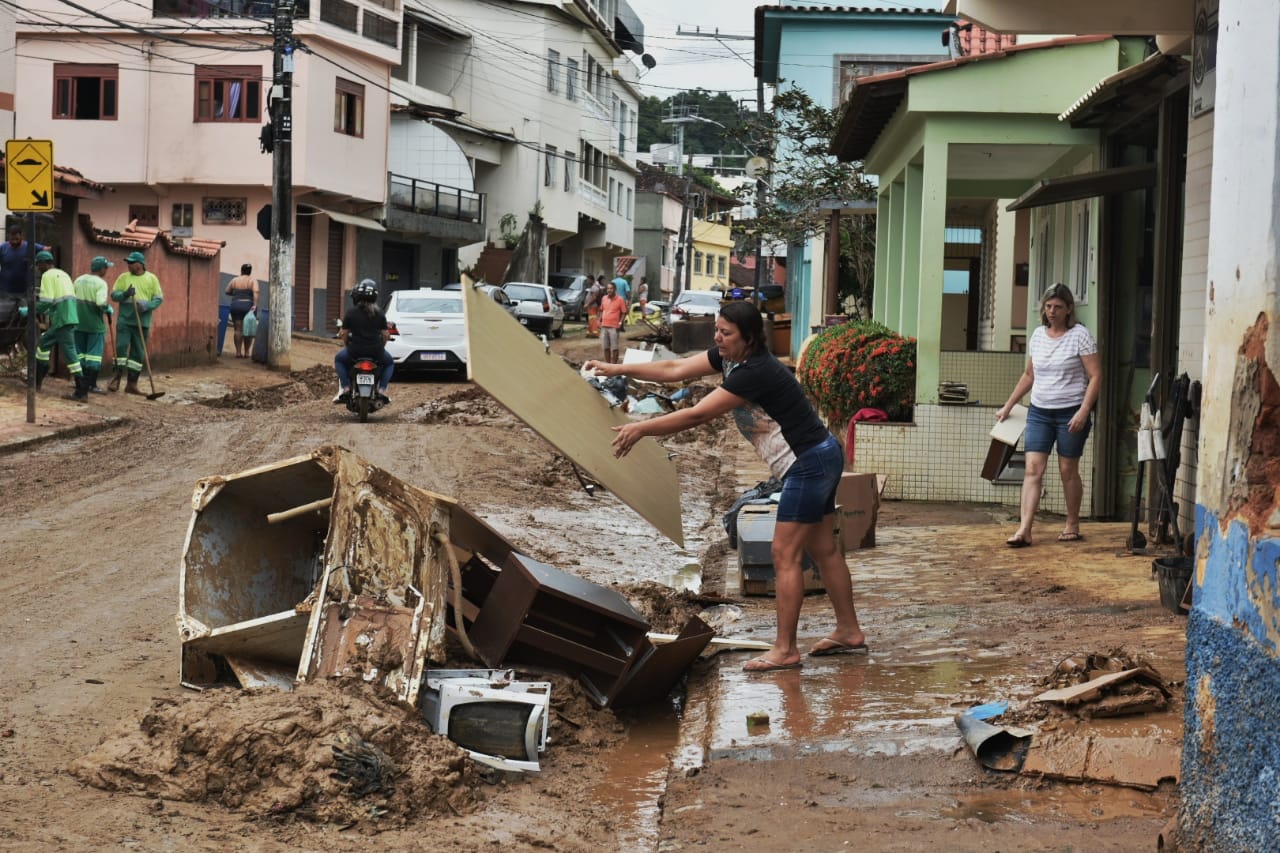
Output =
[
  {"x1": 388, "y1": 173, "x2": 484, "y2": 224},
  {"x1": 153, "y1": 0, "x2": 308, "y2": 18}
]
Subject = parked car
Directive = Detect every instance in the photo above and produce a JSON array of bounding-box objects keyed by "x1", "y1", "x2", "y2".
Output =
[
  {"x1": 384, "y1": 289, "x2": 467, "y2": 374},
  {"x1": 549, "y1": 273, "x2": 589, "y2": 321},
  {"x1": 502, "y1": 282, "x2": 566, "y2": 337},
  {"x1": 474, "y1": 282, "x2": 518, "y2": 319},
  {"x1": 669, "y1": 289, "x2": 724, "y2": 320}
]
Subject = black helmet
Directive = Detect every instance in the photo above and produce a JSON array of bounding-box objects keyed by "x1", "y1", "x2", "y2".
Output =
[{"x1": 353, "y1": 279, "x2": 378, "y2": 304}]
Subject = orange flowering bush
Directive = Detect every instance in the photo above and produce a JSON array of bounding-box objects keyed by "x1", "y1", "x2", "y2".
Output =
[{"x1": 797, "y1": 320, "x2": 916, "y2": 425}]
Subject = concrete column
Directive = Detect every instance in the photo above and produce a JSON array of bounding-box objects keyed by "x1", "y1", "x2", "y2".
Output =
[
  {"x1": 883, "y1": 179, "x2": 905, "y2": 328},
  {"x1": 900, "y1": 162, "x2": 923, "y2": 337},
  {"x1": 1182, "y1": 0, "x2": 1280, "y2": 847},
  {"x1": 873, "y1": 189, "x2": 891, "y2": 322},
  {"x1": 914, "y1": 139, "x2": 947, "y2": 405},
  {"x1": 993, "y1": 202, "x2": 1017, "y2": 350}
]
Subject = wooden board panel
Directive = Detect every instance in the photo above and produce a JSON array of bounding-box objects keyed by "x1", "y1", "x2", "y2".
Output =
[
  {"x1": 186, "y1": 610, "x2": 309, "y2": 666},
  {"x1": 462, "y1": 281, "x2": 684, "y2": 546}
]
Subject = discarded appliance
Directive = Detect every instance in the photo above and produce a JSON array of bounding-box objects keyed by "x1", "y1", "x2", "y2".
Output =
[
  {"x1": 1034, "y1": 668, "x2": 1171, "y2": 718},
  {"x1": 735, "y1": 504, "x2": 823, "y2": 596},
  {"x1": 954, "y1": 712, "x2": 1031, "y2": 772},
  {"x1": 421, "y1": 669, "x2": 550, "y2": 773},
  {"x1": 450, "y1": 552, "x2": 713, "y2": 707},
  {"x1": 177, "y1": 445, "x2": 516, "y2": 704}
]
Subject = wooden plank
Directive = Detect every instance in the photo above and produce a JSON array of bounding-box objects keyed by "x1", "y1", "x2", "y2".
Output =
[
  {"x1": 462, "y1": 279, "x2": 684, "y2": 546},
  {"x1": 186, "y1": 610, "x2": 309, "y2": 666}
]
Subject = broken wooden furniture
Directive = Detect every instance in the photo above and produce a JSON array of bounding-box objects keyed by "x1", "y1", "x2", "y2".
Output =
[
  {"x1": 177, "y1": 445, "x2": 454, "y2": 703},
  {"x1": 736, "y1": 504, "x2": 823, "y2": 596},
  {"x1": 453, "y1": 552, "x2": 713, "y2": 708}
]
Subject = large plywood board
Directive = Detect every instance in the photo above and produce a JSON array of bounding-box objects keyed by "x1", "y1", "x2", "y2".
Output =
[{"x1": 462, "y1": 281, "x2": 684, "y2": 547}]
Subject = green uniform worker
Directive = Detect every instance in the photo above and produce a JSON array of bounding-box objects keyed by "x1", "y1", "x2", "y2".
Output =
[
  {"x1": 34, "y1": 250, "x2": 87, "y2": 401},
  {"x1": 73, "y1": 256, "x2": 115, "y2": 394},
  {"x1": 108, "y1": 250, "x2": 163, "y2": 395}
]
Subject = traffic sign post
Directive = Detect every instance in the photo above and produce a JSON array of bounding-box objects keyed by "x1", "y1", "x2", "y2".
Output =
[{"x1": 5, "y1": 139, "x2": 55, "y2": 212}]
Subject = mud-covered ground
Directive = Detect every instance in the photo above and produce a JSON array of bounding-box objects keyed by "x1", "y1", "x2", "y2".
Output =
[{"x1": 0, "y1": 328, "x2": 1185, "y2": 850}]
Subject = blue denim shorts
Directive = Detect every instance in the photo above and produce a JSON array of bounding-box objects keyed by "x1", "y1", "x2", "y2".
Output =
[
  {"x1": 1025, "y1": 404, "x2": 1091, "y2": 458},
  {"x1": 777, "y1": 435, "x2": 844, "y2": 523}
]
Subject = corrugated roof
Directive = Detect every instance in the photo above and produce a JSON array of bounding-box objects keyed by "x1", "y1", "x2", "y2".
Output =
[
  {"x1": 833, "y1": 35, "x2": 1112, "y2": 162},
  {"x1": 1058, "y1": 52, "x2": 1187, "y2": 125}
]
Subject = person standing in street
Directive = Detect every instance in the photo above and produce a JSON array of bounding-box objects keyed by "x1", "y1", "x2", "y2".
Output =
[
  {"x1": 995, "y1": 283, "x2": 1101, "y2": 547},
  {"x1": 598, "y1": 280, "x2": 627, "y2": 364},
  {"x1": 109, "y1": 251, "x2": 163, "y2": 395},
  {"x1": 225, "y1": 263, "x2": 258, "y2": 358},
  {"x1": 585, "y1": 301, "x2": 866, "y2": 671},
  {"x1": 585, "y1": 275, "x2": 605, "y2": 337},
  {"x1": 1, "y1": 225, "x2": 46, "y2": 297},
  {"x1": 72, "y1": 256, "x2": 114, "y2": 394},
  {"x1": 34, "y1": 250, "x2": 87, "y2": 401},
  {"x1": 612, "y1": 273, "x2": 631, "y2": 330}
]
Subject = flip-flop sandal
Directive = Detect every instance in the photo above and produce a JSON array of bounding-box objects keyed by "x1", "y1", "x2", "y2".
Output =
[
  {"x1": 743, "y1": 656, "x2": 802, "y2": 672},
  {"x1": 1006, "y1": 536, "x2": 1031, "y2": 548},
  {"x1": 808, "y1": 641, "x2": 869, "y2": 657},
  {"x1": 1057, "y1": 532, "x2": 1084, "y2": 542}
]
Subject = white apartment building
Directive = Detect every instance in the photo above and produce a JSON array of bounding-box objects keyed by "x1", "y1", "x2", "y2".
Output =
[{"x1": 393, "y1": 0, "x2": 644, "y2": 281}]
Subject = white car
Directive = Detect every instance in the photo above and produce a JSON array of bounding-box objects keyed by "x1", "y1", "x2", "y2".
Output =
[
  {"x1": 669, "y1": 289, "x2": 724, "y2": 320},
  {"x1": 502, "y1": 282, "x2": 566, "y2": 337},
  {"x1": 384, "y1": 289, "x2": 467, "y2": 374}
]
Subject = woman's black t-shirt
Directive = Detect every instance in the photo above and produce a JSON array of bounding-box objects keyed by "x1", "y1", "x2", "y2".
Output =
[
  {"x1": 707, "y1": 345, "x2": 829, "y2": 478},
  {"x1": 343, "y1": 305, "x2": 388, "y2": 359}
]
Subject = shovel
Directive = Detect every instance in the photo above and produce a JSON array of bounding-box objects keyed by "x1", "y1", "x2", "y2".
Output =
[{"x1": 131, "y1": 299, "x2": 165, "y2": 400}]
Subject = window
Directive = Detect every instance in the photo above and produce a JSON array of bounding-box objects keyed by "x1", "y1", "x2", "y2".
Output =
[
  {"x1": 202, "y1": 197, "x2": 247, "y2": 225},
  {"x1": 53, "y1": 63, "x2": 118, "y2": 120},
  {"x1": 334, "y1": 78, "x2": 364, "y2": 137},
  {"x1": 694, "y1": 251, "x2": 703, "y2": 275},
  {"x1": 626, "y1": 187, "x2": 632, "y2": 220},
  {"x1": 545, "y1": 146, "x2": 556, "y2": 188},
  {"x1": 128, "y1": 204, "x2": 159, "y2": 228},
  {"x1": 194, "y1": 66, "x2": 262, "y2": 122},
  {"x1": 362, "y1": 12, "x2": 398, "y2": 47},
  {"x1": 566, "y1": 58, "x2": 578, "y2": 101},
  {"x1": 717, "y1": 255, "x2": 726, "y2": 278},
  {"x1": 608, "y1": 178, "x2": 615, "y2": 211},
  {"x1": 547, "y1": 49, "x2": 560, "y2": 94},
  {"x1": 617, "y1": 103, "x2": 627, "y2": 155},
  {"x1": 584, "y1": 53, "x2": 598, "y2": 96},
  {"x1": 564, "y1": 153, "x2": 574, "y2": 192},
  {"x1": 1074, "y1": 203, "x2": 1091, "y2": 305}
]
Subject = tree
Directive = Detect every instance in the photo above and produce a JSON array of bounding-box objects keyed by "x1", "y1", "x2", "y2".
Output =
[
  {"x1": 637, "y1": 89, "x2": 750, "y2": 156},
  {"x1": 728, "y1": 86, "x2": 877, "y2": 316}
]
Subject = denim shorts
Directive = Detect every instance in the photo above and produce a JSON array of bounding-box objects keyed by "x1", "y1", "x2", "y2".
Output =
[
  {"x1": 1025, "y1": 403, "x2": 1091, "y2": 458},
  {"x1": 776, "y1": 435, "x2": 844, "y2": 523}
]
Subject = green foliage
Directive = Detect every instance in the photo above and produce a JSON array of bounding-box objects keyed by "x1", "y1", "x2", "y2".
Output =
[
  {"x1": 797, "y1": 320, "x2": 916, "y2": 425},
  {"x1": 637, "y1": 89, "x2": 750, "y2": 155}
]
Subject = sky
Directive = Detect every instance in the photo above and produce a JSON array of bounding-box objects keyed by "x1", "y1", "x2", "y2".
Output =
[{"x1": 628, "y1": 1, "x2": 946, "y2": 99}]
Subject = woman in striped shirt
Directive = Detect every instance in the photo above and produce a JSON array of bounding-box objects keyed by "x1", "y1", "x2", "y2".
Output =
[{"x1": 996, "y1": 284, "x2": 1101, "y2": 547}]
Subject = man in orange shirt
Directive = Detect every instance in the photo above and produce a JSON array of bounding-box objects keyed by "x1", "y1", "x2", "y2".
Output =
[{"x1": 598, "y1": 281, "x2": 627, "y2": 364}]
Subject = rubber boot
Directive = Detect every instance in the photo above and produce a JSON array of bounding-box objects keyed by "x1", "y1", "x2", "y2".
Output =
[
  {"x1": 67, "y1": 374, "x2": 89, "y2": 402},
  {"x1": 86, "y1": 367, "x2": 106, "y2": 394},
  {"x1": 125, "y1": 371, "x2": 144, "y2": 396},
  {"x1": 35, "y1": 362, "x2": 49, "y2": 390},
  {"x1": 107, "y1": 369, "x2": 123, "y2": 392}
]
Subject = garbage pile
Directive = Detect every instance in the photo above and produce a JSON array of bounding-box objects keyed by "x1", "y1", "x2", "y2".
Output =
[{"x1": 174, "y1": 445, "x2": 713, "y2": 773}]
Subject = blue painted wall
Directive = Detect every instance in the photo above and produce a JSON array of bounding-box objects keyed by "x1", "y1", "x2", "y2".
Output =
[{"x1": 1183, "y1": 506, "x2": 1280, "y2": 847}]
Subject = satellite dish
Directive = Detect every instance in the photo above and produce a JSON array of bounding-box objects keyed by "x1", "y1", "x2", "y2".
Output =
[
  {"x1": 641, "y1": 53, "x2": 657, "y2": 69},
  {"x1": 745, "y1": 156, "x2": 770, "y2": 179}
]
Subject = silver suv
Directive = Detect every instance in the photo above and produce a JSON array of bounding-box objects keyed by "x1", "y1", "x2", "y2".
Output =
[{"x1": 502, "y1": 282, "x2": 566, "y2": 338}]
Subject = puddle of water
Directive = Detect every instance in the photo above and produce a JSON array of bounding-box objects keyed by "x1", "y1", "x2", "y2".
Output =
[
  {"x1": 938, "y1": 785, "x2": 1171, "y2": 823},
  {"x1": 592, "y1": 710, "x2": 681, "y2": 849}
]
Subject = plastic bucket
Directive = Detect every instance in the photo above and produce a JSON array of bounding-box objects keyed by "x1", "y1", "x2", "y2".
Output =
[{"x1": 1153, "y1": 556, "x2": 1192, "y2": 614}]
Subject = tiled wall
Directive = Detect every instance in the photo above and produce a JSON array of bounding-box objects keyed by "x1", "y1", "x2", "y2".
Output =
[
  {"x1": 937, "y1": 350, "x2": 1026, "y2": 407},
  {"x1": 388, "y1": 118, "x2": 474, "y2": 192},
  {"x1": 848, "y1": 402, "x2": 1095, "y2": 515}
]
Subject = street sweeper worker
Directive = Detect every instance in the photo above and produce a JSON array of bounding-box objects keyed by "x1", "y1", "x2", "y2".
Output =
[
  {"x1": 109, "y1": 251, "x2": 163, "y2": 395},
  {"x1": 73, "y1": 256, "x2": 114, "y2": 394},
  {"x1": 34, "y1": 250, "x2": 87, "y2": 401}
]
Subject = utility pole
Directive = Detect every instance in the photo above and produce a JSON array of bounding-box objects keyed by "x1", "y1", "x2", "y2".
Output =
[
  {"x1": 268, "y1": 0, "x2": 295, "y2": 372},
  {"x1": 754, "y1": 78, "x2": 766, "y2": 297},
  {"x1": 663, "y1": 104, "x2": 701, "y2": 300}
]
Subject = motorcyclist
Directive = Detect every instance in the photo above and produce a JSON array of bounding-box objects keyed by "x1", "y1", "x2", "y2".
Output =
[{"x1": 333, "y1": 279, "x2": 394, "y2": 405}]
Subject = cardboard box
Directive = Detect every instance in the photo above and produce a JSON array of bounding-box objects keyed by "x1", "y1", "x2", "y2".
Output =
[{"x1": 837, "y1": 473, "x2": 885, "y2": 552}]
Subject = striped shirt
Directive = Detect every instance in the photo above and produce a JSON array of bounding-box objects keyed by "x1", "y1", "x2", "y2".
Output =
[{"x1": 1029, "y1": 324, "x2": 1096, "y2": 409}]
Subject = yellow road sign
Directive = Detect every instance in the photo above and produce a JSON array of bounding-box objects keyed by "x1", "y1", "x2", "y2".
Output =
[{"x1": 5, "y1": 139, "x2": 55, "y2": 212}]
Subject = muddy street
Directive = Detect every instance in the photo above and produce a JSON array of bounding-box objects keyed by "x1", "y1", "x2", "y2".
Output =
[{"x1": 0, "y1": 331, "x2": 1183, "y2": 850}]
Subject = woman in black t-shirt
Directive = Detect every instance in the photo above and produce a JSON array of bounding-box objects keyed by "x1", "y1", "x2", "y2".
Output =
[{"x1": 585, "y1": 301, "x2": 867, "y2": 672}]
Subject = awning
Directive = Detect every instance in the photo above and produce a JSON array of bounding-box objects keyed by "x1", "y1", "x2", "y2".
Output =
[
  {"x1": 1059, "y1": 53, "x2": 1188, "y2": 127},
  {"x1": 1006, "y1": 163, "x2": 1156, "y2": 211},
  {"x1": 312, "y1": 206, "x2": 386, "y2": 232}
]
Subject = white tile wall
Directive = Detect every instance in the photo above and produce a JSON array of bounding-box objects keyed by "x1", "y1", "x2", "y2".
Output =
[{"x1": 388, "y1": 117, "x2": 475, "y2": 191}]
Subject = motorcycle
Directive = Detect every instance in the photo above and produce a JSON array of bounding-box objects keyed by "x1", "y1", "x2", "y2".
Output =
[{"x1": 345, "y1": 356, "x2": 385, "y2": 423}]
